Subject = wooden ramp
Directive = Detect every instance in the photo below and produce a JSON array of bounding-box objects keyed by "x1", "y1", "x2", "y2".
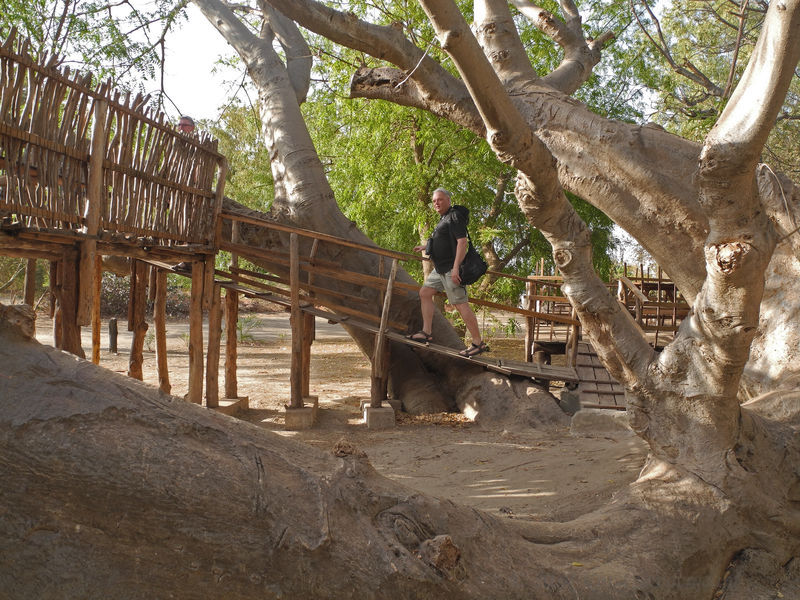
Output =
[
  {"x1": 216, "y1": 282, "x2": 579, "y2": 384},
  {"x1": 575, "y1": 342, "x2": 626, "y2": 409}
]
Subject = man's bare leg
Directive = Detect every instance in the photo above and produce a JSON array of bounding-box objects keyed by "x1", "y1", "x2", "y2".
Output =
[
  {"x1": 420, "y1": 286, "x2": 437, "y2": 335},
  {"x1": 454, "y1": 302, "x2": 481, "y2": 345}
]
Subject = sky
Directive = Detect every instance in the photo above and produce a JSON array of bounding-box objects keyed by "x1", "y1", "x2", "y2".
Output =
[{"x1": 157, "y1": 4, "x2": 244, "y2": 125}]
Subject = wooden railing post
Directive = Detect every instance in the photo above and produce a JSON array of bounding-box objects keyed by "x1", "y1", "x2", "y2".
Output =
[
  {"x1": 289, "y1": 233, "x2": 304, "y2": 409},
  {"x1": 187, "y1": 261, "x2": 204, "y2": 404},
  {"x1": 154, "y1": 269, "x2": 171, "y2": 394},
  {"x1": 224, "y1": 287, "x2": 239, "y2": 399},
  {"x1": 371, "y1": 258, "x2": 398, "y2": 408},
  {"x1": 524, "y1": 279, "x2": 534, "y2": 363},
  {"x1": 91, "y1": 254, "x2": 102, "y2": 364},
  {"x1": 23, "y1": 258, "x2": 36, "y2": 306},
  {"x1": 77, "y1": 99, "x2": 107, "y2": 326},
  {"x1": 206, "y1": 283, "x2": 222, "y2": 408},
  {"x1": 225, "y1": 223, "x2": 239, "y2": 400},
  {"x1": 127, "y1": 260, "x2": 149, "y2": 380}
]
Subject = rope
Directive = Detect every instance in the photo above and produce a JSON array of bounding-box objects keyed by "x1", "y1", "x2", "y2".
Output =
[{"x1": 395, "y1": 39, "x2": 436, "y2": 89}]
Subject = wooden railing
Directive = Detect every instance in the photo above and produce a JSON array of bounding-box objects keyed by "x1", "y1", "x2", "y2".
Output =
[
  {"x1": 212, "y1": 210, "x2": 583, "y2": 407},
  {"x1": 0, "y1": 32, "x2": 226, "y2": 247}
]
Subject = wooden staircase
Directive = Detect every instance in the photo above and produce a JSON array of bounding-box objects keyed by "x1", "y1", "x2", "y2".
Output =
[{"x1": 574, "y1": 342, "x2": 626, "y2": 409}]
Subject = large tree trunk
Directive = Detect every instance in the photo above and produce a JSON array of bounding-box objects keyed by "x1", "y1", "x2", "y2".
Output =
[
  {"x1": 193, "y1": 0, "x2": 554, "y2": 419},
  {"x1": 2, "y1": 311, "x2": 798, "y2": 599}
]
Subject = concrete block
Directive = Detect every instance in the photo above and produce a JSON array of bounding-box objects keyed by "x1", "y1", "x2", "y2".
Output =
[
  {"x1": 284, "y1": 406, "x2": 316, "y2": 430},
  {"x1": 363, "y1": 406, "x2": 395, "y2": 429},
  {"x1": 211, "y1": 396, "x2": 249, "y2": 417}
]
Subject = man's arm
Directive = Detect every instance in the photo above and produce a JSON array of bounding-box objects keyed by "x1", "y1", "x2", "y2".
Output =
[{"x1": 452, "y1": 237, "x2": 468, "y2": 284}]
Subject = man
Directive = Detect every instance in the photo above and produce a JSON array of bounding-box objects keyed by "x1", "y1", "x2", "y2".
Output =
[
  {"x1": 408, "y1": 188, "x2": 488, "y2": 357},
  {"x1": 178, "y1": 115, "x2": 195, "y2": 133}
]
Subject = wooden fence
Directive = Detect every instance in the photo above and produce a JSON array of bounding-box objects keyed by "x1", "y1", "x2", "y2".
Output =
[{"x1": 0, "y1": 31, "x2": 225, "y2": 246}]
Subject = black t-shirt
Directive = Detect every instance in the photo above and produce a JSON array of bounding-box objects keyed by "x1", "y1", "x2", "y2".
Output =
[{"x1": 429, "y1": 205, "x2": 468, "y2": 274}]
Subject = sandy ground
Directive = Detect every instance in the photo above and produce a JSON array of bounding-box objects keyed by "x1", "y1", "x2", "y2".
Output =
[{"x1": 32, "y1": 307, "x2": 648, "y2": 523}]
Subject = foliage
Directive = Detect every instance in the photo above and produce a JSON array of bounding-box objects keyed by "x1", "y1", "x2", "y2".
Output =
[
  {"x1": 629, "y1": 0, "x2": 800, "y2": 174},
  {"x1": 236, "y1": 314, "x2": 262, "y2": 343},
  {"x1": 206, "y1": 104, "x2": 274, "y2": 211},
  {"x1": 99, "y1": 272, "x2": 189, "y2": 318},
  {"x1": 0, "y1": 0, "x2": 188, "y2": 97}
]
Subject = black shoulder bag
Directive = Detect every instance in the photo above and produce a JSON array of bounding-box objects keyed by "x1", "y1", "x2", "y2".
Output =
[{"x1": 457, "y1": 233, "x2": 488, "y2": 286}]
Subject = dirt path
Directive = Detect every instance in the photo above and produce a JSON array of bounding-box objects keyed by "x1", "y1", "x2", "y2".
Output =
[{"x1": 33, "y1": 308, "x2": 648, "y2": 523}]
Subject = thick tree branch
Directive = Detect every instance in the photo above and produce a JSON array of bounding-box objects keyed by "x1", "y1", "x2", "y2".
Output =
[
  {"x1": 630, "y1": 0, "x2": 725, "y2": 97},
  {"x1": 510, "y1": 0, "x2": 612, "y2": 94},
  {"x1": 473, "y1": 0, "x2": 540, "y2": 89},
  {"x1": 703, "y1": 0, "x2": 800, "y2": 181},
  {"x1": 261, "y1": 0, "x2": 479, "y2": 129},
  {"x1": 259, "y1": 1, "x2": 311, "y2": 104}
]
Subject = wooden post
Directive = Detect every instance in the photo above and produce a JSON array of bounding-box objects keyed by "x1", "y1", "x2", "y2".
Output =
[
  {"x1": 206, "y1": 283, "x2": 222, "y2": 408},
  {"x1": 127, "y1": 260, "x2": 149, "y2": 380},
  {"x1": 370, "y1": 258, "x2": 398, "y2": 408},
  {"x1": 24, "y1": 258, "x2": 36, "y2": 306},
  {"x1": 289, "y1": 233, "x2": 303, "y2": 409},
  {"x1": 224, "y1": 287, "x2": 239, "y2": 399},
  {"x1": 524, "y1": 279, "x2": 534, "y2": 363},
  {"x1": 301, "y1": 311, "x2": 315, "y2": 398},
  {"x1": 567, "y1": 307, "x2": 580, "y2": 368},
  {"x1": 108, "y1": 318, "x2": 118, "y2": 353},
  {"x1": 154, "y1": 269, "x2": 171, "y2": 394},
  {"x1": 61, "y1": 251, "x2": 84, "y2": 358},
  {"x1": 224, "y1": 223, "x2": 240, "y2": 400},
  {"x1": 187, "y1": 261, "x2": 204, "y2": 404},
  {"x1": 202, "y1": 255, "x2": 215, "y2": 311},
  {"x1": 77, "y1": 99, "x2": 107, "y2": 326},
  {"x1": 91, "y1": 254, "x2": 102, "y2": 364},
  {"x1": 50, "y1": 260, "x2": 62, "y2": 348}
]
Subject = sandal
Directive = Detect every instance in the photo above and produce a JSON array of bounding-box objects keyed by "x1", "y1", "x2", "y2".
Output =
[
  {"x1": 407, "y1": 330, "x2": 433, "y2": 343},
  {"x1": 459, "y1": 341, "x2": 489, "y2": 357}
]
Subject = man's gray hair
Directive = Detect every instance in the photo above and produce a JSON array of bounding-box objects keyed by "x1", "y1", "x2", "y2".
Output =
[{"x1": 432, "y1": 187, "x2": 451, "y2": 199}]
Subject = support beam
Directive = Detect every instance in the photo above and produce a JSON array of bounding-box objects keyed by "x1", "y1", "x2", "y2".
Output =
[
  {"x1": 91, "y1": 254, "x2": 102, "y2": 364},
  {"x1": 370, "y1": 259, "x2": 398, "y2": 409},
  {"x1": 154, "y1": 269, "x2": 171, "y2": 394},
  {"x1": 23, "y1": 258, "x2": 36, "y2": 306},
  {"x1": 301, "y1": 311, "x2": 315, "y2": 399},
  {"x1": 224, "y1": 287, "x2": 239, "y2": 400},
  {"x1": 50, "y1": 260, "x2": 62, "y2": 348},
  {"x1": 187, "y1": 261, "x2": 204, "y2": 404},
  {"x1": 60, "y1": 250, "x2": 84, "y2": 358},
  {"x1": 77, "y1": 99, "x2": 107, "y2": 327},
  {"x1": 206, "y1": 283, "x2": 222, "y2": 408},
  {"x1": 127, "y1": 260, "x2": 149, "y2": 380},
  {"x1": 289, "y1": 233, "x2": 303, "y2": 409}
]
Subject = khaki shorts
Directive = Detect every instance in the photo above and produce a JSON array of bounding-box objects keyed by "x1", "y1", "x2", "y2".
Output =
[{"x1": 423, "y1": 270, "x2": 469, "y2": 305}]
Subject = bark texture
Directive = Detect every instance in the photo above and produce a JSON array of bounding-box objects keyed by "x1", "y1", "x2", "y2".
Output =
[{"x1": 2, "y1": 314, "x2": 799, "y2": 599}]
